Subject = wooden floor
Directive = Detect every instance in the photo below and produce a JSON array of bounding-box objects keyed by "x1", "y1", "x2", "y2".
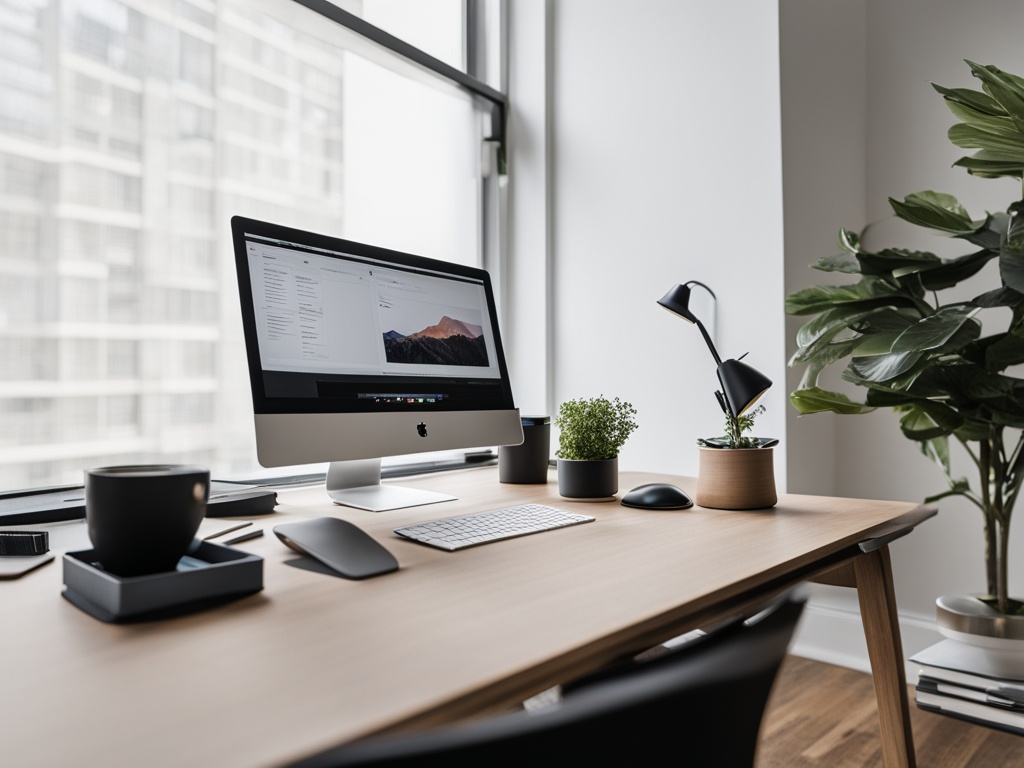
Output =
[{"x1": 758, "y1": 656, "x2": 1024, "y2": 767}]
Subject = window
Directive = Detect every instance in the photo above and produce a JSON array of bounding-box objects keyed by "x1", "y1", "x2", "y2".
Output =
[{"x1": 0, "y1": 0, "x2": 506, "y2": 489}]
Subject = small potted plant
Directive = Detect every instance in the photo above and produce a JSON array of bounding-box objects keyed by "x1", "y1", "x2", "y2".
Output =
[
  {"x1": 695, "y1": 404, "x2": 778, "y2": 509},
  {"x1": 555, "y1": 395, "x2": 638, "y2": 498}
]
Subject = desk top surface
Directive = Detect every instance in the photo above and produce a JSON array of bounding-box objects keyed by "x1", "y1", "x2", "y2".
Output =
[{"x1": 3, "y1": 468, "x2": 933, "y2": 768}]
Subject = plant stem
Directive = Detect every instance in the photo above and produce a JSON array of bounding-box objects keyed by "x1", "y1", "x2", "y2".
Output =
[
  {"x1": 999, "y1": 517, "x2": 1011, "y2": 615},
  {"x1": 981, "y1": 437, "x2": 998, "y2": 598}
]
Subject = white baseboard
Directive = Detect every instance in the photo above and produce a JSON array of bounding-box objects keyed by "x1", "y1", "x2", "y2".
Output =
[{"x1": 790, "y1": 598, "x2": 943, "y2": 680}]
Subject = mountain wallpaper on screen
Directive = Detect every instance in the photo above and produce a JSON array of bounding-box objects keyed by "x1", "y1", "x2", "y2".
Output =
[{"x1": 383, "y1": 315, "x2": 488, "y2": 366}]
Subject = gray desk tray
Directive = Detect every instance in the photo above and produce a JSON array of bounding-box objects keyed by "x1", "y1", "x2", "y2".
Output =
[{"x1": 62, "y1": 541, "x2": 263, "y2": 623}]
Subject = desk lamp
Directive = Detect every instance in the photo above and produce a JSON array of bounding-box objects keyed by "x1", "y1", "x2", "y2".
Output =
[{"x1": 657, "y1": 281, "x2": 772, "y2": 421}]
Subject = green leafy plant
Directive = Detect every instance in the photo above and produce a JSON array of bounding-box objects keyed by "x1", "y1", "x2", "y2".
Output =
[
  {"x1": 786, "y1": 60, "x2": 1024, "y2": 615},
  {"x1": 698, "y1": 404, "x2": 767, "y2": 449},
  {"x1": 555, "y1": 396, "x2": 638, "y2": 461}
]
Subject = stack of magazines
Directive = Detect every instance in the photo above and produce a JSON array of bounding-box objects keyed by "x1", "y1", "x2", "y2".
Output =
[{"x1": 912, "y1": 639, "x2": 1024, "y2": 735}]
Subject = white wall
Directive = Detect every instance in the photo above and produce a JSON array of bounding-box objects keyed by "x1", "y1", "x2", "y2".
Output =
[
  {"x1": 511, "y1": 0, "x2": 1024, "y2": 675},
  {"x1": 542, "y1": 0, "x2": 788, "y2": 479},
  {"x1": 781, "y1": 0, "x2": 1024, "y2": 670}
]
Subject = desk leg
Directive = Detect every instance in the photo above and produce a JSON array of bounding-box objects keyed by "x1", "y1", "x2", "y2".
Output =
[{"x1": 854, "y1": 545, "x2": 916, "y2": 768}]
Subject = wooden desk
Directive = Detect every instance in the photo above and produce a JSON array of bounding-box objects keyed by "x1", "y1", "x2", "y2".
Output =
[{"x1": 3, "y1": 468, "x2": 934, "y2": 768}]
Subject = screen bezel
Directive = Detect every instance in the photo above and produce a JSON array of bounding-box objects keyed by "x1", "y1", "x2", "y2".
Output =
[{"x1": 231, "y1": 216, "x2": 517, "y2": 418}]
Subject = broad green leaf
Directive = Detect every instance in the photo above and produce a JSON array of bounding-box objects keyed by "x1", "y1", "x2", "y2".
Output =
[
  {"x1": 863, "y1": 365, "x2": 926, "y2": 393},
  {"x1": 785, "y1": 279, "x2": 911, "y2": 316},
  {"x1": 948, "y1": 124, "x2": 1024, "y2": 157},
  {"x1": 858, "y1": 248, "x2": 941, "y2": 277},
  {"x1": 956, "y1": 212, "x2": 1010, "y2": 250},
  {"x1": 794, "y1": 307, "x2": 856, "y2": 350},
  {"x1": 847, "y1": 350, "x2": 923, "y2": 382},
  {"x1": 985, "y1": 329, "x2": 1024, "y2": 369},
  {"x1": 812, "y1": 252, "x2": 860, "y2": 273},
  {"x1": 964, "y1": 371, "x2": 1023, "y2": 400},
  {"x1": 920, "y1": 434, "x2": 952, "y2": 477},
  {"x1": 789, "y1": 387, "x2": 874, "y2": 415},
  {"x1": 853, "y1": 332, "x2": 900, "y2": 356},
  {"x1": 1000, "y1": 250, "x2": 1024, "y2": 293},
  {"x1": 900, "y1": 407, "x2": 951, "y2": 441},
  {"x1": 920, "y1": 250, "x2": 997, "y2": 291},
  {"x1": 955, "y1": 420, "x2": 992, "y2": 442},
  {"x1": 890, "y1": 306, "x2": 977, "y2": 354},
  {"x1": 895, "y1": 270, "x2": 927, "y2": 301},
  {"x1": 953, "y1": 155, "x2": 1024, "y2": 178},
  {"x1": 848, "y1": 307, "x2": 918, "y2": 334},
  {"x1": 991, "y1": 411, "x2": 1024, "y2": 428},
  {"x1": 937, "y1": 318, "x2": 982, "y2": 354},
  {"x1": 911, "y1": 398, "x2": 966, "y2": 431},
  {"x1": 889, "y1": 191, "x2": 973, "y2": 233},
  {"x1": 933, "y1": 83, "x2": 1005, "y2": 116},
  {"x1": 967, "y1": 61, "x2": 1024, "y2": 133},
  {"x1": 945, "y1": 98, "x2": 1020, "y2": 133},
  {"x1": 793, "y1": 338, "x2": 865, "y2": 389},
  {"x1": 863, "y1": 389, "x2": 915, "y2": 407},
  {"x1": 972, "y1": 285, "x2": 1024, "y2": 308}
]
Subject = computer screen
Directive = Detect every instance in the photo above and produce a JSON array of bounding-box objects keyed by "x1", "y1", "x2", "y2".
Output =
[{"x1": 232, "y1": 216, "x2": 523, "y2": 511}]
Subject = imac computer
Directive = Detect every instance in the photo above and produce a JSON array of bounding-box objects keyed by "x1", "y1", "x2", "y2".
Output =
[{"x1": 231, "y1": 216, "x2": 523, "y2": 512}]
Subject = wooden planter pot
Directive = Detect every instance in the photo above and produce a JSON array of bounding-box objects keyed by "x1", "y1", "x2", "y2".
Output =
[{"x1": 695, "y1": 447, "x2": 777, "y2": 510}]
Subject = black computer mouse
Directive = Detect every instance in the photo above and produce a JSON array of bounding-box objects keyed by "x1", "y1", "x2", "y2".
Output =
[{"x1": 621, "y1": 483, "x2": 693, "y2": 510}]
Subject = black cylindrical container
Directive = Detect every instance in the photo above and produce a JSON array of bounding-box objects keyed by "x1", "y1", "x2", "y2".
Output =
[{"x1": 498, "y1": 416, "x2": 551, "y2": 484}]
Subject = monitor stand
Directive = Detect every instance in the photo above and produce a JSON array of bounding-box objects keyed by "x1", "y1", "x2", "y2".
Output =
[{"x1": 325, "y1": 459, "x2": 456, "y2": 512}]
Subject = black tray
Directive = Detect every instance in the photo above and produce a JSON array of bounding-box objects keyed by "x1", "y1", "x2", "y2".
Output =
[{"x1": 62, "y1": 541, "x2": 263, "y2": 623}]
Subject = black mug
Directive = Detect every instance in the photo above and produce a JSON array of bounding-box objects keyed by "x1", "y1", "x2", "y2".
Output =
[
  {"x1": 85, "y1": 465, "x2": 210, "y2": 577},
  {"x1": 499, "y1": 416, "x2": 551, "y2": 484}
]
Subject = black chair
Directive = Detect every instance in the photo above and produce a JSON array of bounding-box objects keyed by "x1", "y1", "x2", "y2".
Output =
[{"x1": 287, "y1": 591, "x2": 806, "y2": 768}]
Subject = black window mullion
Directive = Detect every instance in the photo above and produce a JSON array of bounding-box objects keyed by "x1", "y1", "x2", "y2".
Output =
[{"x1": 292, "y1": 0, "x2": 506, "y2": 143}]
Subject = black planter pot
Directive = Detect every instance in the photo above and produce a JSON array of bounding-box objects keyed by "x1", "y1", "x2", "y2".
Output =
[{"x1": 557, "y1": 457, "x2": 618, "y2": 498}]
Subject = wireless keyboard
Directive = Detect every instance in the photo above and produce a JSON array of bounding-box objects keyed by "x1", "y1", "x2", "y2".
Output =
[{"x1": 394, "y1": 503, "x2": 595, "y2": 551}]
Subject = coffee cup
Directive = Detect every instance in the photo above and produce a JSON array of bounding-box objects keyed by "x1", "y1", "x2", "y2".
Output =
[{"x1": 85, "y1": 465, "x2": 210, "y2": 577}]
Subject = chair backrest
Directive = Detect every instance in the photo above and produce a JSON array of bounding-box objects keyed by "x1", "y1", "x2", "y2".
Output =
[{"x1": 287, "y1": 591, "x2": 806, "y2": 768}]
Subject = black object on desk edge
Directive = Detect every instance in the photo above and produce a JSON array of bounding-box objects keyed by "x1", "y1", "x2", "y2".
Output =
[{"x1": 62, "y1": 541, "x2": 263, "y2": 623}]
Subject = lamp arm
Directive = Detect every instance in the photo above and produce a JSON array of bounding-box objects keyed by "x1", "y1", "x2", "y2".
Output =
[
  {"x1": 693, "y1": 317, "x2": 723, "y2": 366},
  {"x1": 684, "y1": 281, "x2": 720, "y2": 365}
]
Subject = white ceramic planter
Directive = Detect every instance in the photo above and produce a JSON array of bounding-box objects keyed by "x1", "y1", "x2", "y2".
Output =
[{"x1": 936, "y1": 594, "x2": 1024, "y2": 654}]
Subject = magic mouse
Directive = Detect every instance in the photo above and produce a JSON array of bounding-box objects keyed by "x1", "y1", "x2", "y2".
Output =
[
  {"x1": 621, "y1": 483, "x2": 693, "y2": 510},
  {"x1": 273, "y1": 517, "x2": 399, "y2": 579}
]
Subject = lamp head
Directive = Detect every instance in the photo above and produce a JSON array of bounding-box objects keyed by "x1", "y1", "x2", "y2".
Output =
[
  {"x1": 717, "y1": 358, "x2": 772, "y2": 419},
  {"x1": 657, "y1": 283, "x2": 698, "y2": 323}
]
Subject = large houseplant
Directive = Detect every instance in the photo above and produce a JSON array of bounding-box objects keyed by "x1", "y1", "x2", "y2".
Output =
[
  {"x1": 786, "y1": 61, "x2": 1024, "y2": 618},
  {"x1": 555, "y1": 395, "x2": 638, "y2": 498}
]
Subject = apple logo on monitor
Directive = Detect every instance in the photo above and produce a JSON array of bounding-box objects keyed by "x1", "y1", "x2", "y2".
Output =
[{"x1": 417, "y1": 422, "x2": 428, "y2": 438}]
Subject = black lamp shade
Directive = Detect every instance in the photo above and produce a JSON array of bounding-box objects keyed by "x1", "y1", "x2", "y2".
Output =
[
  {"x1": 718, "y1": 358, "x2": 772, "y2": 418},
  {"x1": 657, "y1": 284, "x2": 696, "y2": 323}
]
